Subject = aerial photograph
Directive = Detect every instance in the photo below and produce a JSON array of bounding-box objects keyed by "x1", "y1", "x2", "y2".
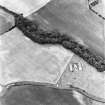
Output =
[{"x1": 0, "y1": 0, "x2": 105, "y2": 105}]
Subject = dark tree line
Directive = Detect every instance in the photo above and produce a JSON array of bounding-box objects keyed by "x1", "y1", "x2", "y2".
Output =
[
  {"x1": 1, "y1": 5, "x2": 105, "y2": 72},
  {"x1": 14, "y1": 15, "x2": 105, "y2": 72}
]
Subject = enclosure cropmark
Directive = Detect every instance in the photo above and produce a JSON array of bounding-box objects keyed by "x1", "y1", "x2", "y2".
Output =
[{"x1": 88, "y1": 0, "x2": 105, "y2": 20}]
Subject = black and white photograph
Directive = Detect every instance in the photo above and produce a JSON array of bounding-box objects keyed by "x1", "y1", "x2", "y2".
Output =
[{"x1": 0, "y1": 0, "x2": 105, "y2": 105}]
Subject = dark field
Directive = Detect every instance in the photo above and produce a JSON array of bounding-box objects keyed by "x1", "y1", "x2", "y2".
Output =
[{"x1": 1, "y1": 83, "x2": 81, "y2": 105}]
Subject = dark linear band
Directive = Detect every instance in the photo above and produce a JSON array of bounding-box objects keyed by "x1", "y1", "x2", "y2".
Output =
[
  {"x1": 87, "y1": 0, "x2": 105, "y2": 20},
  {"x1": 1, "y1": 5, "x2": 105, "y2": 72}
]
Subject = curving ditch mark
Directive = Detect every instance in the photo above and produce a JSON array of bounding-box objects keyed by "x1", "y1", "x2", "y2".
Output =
[{"x1": 87, "y1": 0, "x2": 105, "y2": 20}]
